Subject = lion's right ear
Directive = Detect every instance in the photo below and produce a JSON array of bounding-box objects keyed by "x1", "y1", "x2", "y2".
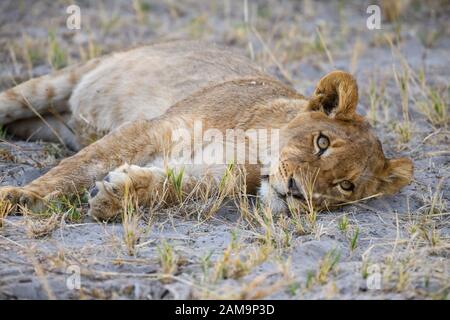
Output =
[
  {"x1": 378, "y1": 158, "x2": 414, "y2": 195},
  {"x1": 308, "y1": 70, "x2": 359, "y2": 121}
]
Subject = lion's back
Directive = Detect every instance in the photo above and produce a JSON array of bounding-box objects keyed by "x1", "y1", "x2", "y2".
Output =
[{"x1": 69, "y1": 41, "x2": 266, "y2": 142}]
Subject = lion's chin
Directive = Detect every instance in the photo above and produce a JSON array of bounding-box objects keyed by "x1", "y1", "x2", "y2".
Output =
[{"x1": 258, "y1": 179, "x2": 288, "y2": 214}]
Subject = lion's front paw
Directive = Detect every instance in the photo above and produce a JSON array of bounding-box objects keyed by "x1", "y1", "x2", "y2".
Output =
[
  {"x1": 87, "y1": 164, "x2": 137, "y2": 220},
  {"x1": 0, "y1": 186, "x2": 47, "y2": 213},
  {"x1": 87, "y1": 164, "x2": 165, "y2": 221},
  {"x1": 87, "y1": 173, "x2": 127, "y2": 221}
]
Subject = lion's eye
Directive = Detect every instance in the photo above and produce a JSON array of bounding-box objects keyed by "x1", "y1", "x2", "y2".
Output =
[
  {"x1": 339, "y1": 180, "x2": 354, "y2": 191},
  {"x1": 316, "y1": 134, "x2": 330, "y2": 150}
]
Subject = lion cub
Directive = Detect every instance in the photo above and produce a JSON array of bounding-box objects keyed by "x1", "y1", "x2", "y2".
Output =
[{"x1": 0, "y1": 41, "x2": 412, "y2": 220}]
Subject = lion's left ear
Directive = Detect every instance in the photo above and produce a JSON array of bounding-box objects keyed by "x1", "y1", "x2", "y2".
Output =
[
  {"x1": 308, "y1": 70, "x2": 359, "y2": 120},
  {"x1": 378, "y1": 158, "x2": 414, "y2": 195}
]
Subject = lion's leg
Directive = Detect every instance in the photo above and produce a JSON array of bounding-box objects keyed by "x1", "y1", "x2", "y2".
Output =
[
  {"x1": 87, "y1": 164, "x2": 206, "y2": 220},
  {"x1": 6, "y1": 112, "x2": 81, "y2": 151},
  {"x1": 0, "y1": 119, "x2": 173, "y2": 212}
]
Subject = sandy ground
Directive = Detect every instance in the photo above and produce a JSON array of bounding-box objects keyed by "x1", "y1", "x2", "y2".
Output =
[{"x1": 0, "y1": 0, "x2": 449, "y2": 299}]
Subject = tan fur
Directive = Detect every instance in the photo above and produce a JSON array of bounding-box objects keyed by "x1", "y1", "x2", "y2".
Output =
[{"x1": 0, "y1": 41, "x2": 413, "y2": 220}]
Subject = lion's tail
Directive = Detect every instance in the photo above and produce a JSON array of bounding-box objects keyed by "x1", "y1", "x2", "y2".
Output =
[{"x1": 0, "y1": 58, "x2": 100, "y2": 125}]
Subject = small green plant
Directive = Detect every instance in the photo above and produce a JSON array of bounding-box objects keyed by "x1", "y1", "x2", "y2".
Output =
[
  {"x1": 395, "y1": 121, "x2": 412, "y2": 144},
  {"x1": 418, "y1": 87, "x2": 448, "y2": 127},
  {"x1": 287, "y1": 282, "x2": 300, "y2": 296},
  {"x1": 167, "y1": 167, "x2": 185, "y2": 202},
  {"x1": 133, "y1": 0, "x2": 150, "y2": 24},
  {"x1": 361, "y1": 259, "x2": 370, "y2": 279},
  {"x1": 47, "y1": 31, "x2": 67, "y2": 70},
  {"x1": 188, "y1": 15, "x2": 208, "y2": 39},
  {"x1": 306, "y1": 270, "x2": 315, "y2": 289},
  {"x1": 200, "y1": 250, "x2": 213, "y2": 279},
  {"x1": 41, "y1": 193, "x2": 85, "y2": 223},
  {"x1": 0, "y1": 126, "x2": 7, "y2": 140},
  {"x1": 65, "y1": 205, "x2": 82, "y2": 223},
  {"x1": 219, "y1": 162, "x2": 235, "y2": 191},
  {"x1": 428, "y1": 88, "x2": 447, "y2": 125},
  {"x1": 157, "y1": 240, "x2": 178, "y2": 283},
  {"x1": 338, "y1": 215, "x2": 349, "y2": 233},
  {"x1": 350, "y1": 227, "x2": 359, "y2": 251},
  {"x1": 393, "y1": 64, "x2": 412, "y2": 143}
]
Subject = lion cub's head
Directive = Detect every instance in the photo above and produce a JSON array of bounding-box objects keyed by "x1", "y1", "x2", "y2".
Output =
[{"x1": 262, "y1": 71, "x2": 413, "y2": 213}]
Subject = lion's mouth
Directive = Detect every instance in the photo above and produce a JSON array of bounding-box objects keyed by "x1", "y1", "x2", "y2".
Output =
[
  {"x1": 289, "y1": 192, "x2": 306, "y2": 202},
  {"x1": 261, "y1": 175, "x2": 307, "y2": 203},
  {"x1": 272, "y1": 185, "x2": 306, "y2": 202}
]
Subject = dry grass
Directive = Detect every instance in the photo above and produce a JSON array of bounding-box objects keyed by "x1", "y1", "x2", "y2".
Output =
[
  {"x1": 197, "y1": 259, "x2": 294, "y2": 299},
  {"x1": 208, "y1": 232, "x2": 271, "y2": 283},
  {"x1": 315, "y1": 249, "x2": 341, "y2": 285},
  {"x1": 121, "y1": 194, "x2": 144, "y2": 257},
  {"x1": 24, "y1": 209, "x2": 61, "y2": 239},
  {"x1": 0, "y1": 200, "x2": 13, "y2": 228}
]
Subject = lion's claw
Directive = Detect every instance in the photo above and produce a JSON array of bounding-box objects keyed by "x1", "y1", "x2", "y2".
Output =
[
  {"x1": 87, "y1": 168, "x2": 129, "y2": 221},
  {"x1": 0, "y1": 186, "x2": 47, "y2": 213},
  {"x1": 87, "y1": 164, "x2": 165, "y2": 221}
]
